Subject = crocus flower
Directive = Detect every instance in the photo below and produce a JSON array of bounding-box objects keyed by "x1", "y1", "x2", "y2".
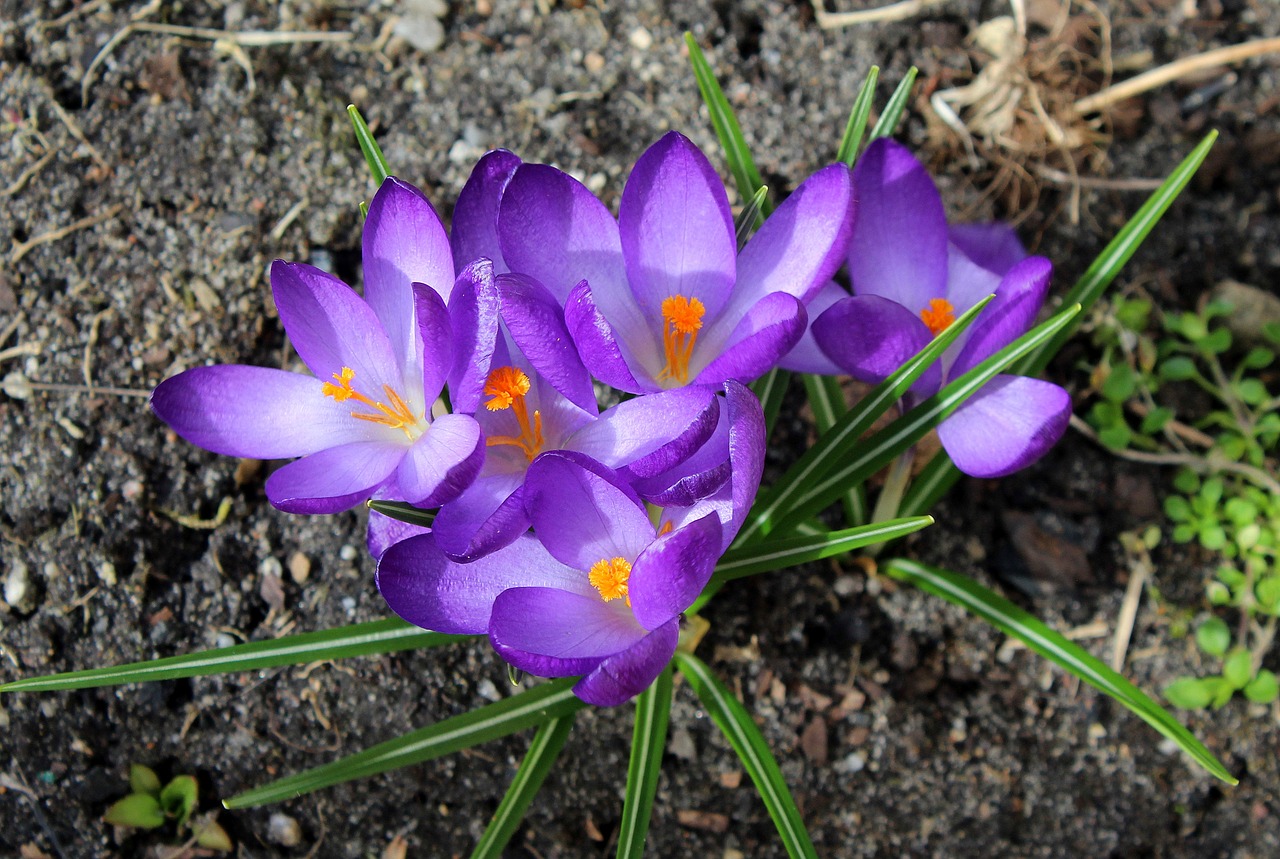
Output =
[
  {"x1": 495, "y1": 131, "x2": 855, "y2": 393},
  {"x1": 811, "y1": 138, "x2": 1070, "y2": 478},
  {"x1": 152, "y1": 178, "x2": 490, "y2": 512},
  {"x1": 377, "y1": 451, "x2": 726, "y2": 707},
  {"x1": 430, "y1": 272, "x2": 722, "y2": 561}
]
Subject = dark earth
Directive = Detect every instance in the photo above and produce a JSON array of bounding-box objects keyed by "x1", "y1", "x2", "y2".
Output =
[{"x1": 3, "y1": 0, "x2": 1279, "y2": 856}]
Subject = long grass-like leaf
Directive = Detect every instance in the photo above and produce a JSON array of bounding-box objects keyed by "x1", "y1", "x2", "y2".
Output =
[
  {"x1": 835, "y1": 66, "x2": 880, "y2": 165},
  {"x1": 802, "y1": 373, "x2": 865, "y2": 525},
  {"x1": 348, "y1": 104, "x2": 390, "y2": 185},
  {"x1": 1, "y1": 620, "x2": 464, "y2": 693},
  {"x1": 737, "y1": 295, "x2": 994, "y2": 545},
  {"x1": 471, "y1": 714, "x2": 576, "y2": 859},
  {"x1": 674, "y1": 653, "x2": 817, "y2": 858},
  {"x1": 883, "y1": 559, "x2": 1236, "y2": 784},
  {"x1": 224, "y1": 678, "x2": 586, "y2": 808},
  {"x1": 868, "y1": 67, "x2": 918, "y2": 140},
  {"x1": 615, "y1": 666, "x2": 673, "y2": 859},
  {"x1": 770, "y1": 302, "x2": 1080, "y2": 536},
  {"x1": 367, "y1": 499, "x2": 436, "y2": 528},
  {"x1": 751, "y1": 367, "x2": 790, "y2": 439},
  {"x1": 684, "y1": 32, "x2": 768, "y2": 216},
  {"x1": 1018, "y1": 131, "x2": 1217, "y2": 374}
]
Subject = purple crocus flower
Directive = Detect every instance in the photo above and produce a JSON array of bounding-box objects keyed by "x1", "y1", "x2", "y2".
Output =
[
  {"x1": 430, "y1": 272, "x2": 722, "y2": 561},
  {"x1": 495, "y1": 131, "x2": 855, "y2": 393},
  {"x1": 811, "y1": 138, "x2": 1070, "y2": 478},
  {"x1": 152, "y1": 178, "x2": 490, "y2": 513},
  {"x1": 378, "y1": 452, "x2": 726, "y2": 706}
]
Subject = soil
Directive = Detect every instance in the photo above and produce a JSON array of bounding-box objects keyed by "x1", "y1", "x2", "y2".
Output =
[{"x1": 2, "y1": 1, "x2": 1279, "y2": 857}]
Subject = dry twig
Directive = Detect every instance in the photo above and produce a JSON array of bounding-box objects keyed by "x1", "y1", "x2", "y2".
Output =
[
  {"x1": 9, "y1": 203, "x2": 125, "y2": 265},
  {"x1": 811, "y1": 0, "x2": 948, "y2": 28}
]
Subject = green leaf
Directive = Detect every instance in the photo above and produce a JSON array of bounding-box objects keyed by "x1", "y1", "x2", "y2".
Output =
[
  {"x1": 367, "y1": 499, "x2": 437, "y2": 528},
  {"x1": 835, "y1": 66, "x2": 880, "y2": 165},
  {"x1": 1242, "y1": 347, "x2": 1274, "y2": 370},
  {"x1": 769, "y1": 302, "x2": 1081, "y2": 537},
  {"x1": 683, "y1": 32, "x2": 767, "y2": 215},
  {"x1": 348, "y1": 104, "x2": 390, "y2": 185},
  {"x1": 1234, "y1": 378, "x2": 1267, "y2": 406},
  {"x1": 801, "y1": 373, "x2": 864, "y2": 526},
  {"x1": 224, "y1": 679, "x2": 586, "y2": 808},
  {"x1": 161, "y1": 775, "x2": 198, "y2": 828},
  {"x1": 673, "y1": 653, "x2": 818, "y2": 858},
  {"x1": 1164, "y1": 677, "x2": 1213, "y2": 710},
  {"x1": 1256, "y1": 576, "x2": 1280, "y2": 612},
  {"x1": 104, "y1": 793, "x2": 166, "y2": 830},
  {"x1": 750, "y1": 368, "x2": 790, "y2": 439},
  {"x1": 195, "y1": 819, "x2": 234, "y2": 851},
  {"x1": 1223, "y1": 648, "x2": 1252, "y2": 690},
  {"x1": 1099, "y1": 424, "x2": 1133, "y2": 451},
  {"x1": 868, "y1": 67, "x2": 918, "y2": 140},
  {"x1": 1244, "y1": 670, "x2": 1279, "y2": 704},
  {"x1": 1016, "y1": 132, "x2": 1218, "y2": 375},
  {"x1": 1, "y1": 619, "x2": 466, "y2": 693},
  {"x1": 1100, "y1": 363, "x2": 1137, "y2": 401},
  {"x1": 1199, "y1": 524, "x2": 1227, "y2": 551},
  {"x1": 1159, "y1": 357, "x2": 1198, "y2": 381},
  {"x1": 1140, "y1": 406, "x2": 1174, "y2": 435},
  {"x1": 1200, "y1": 327, "x2": 1232, "y2": 354},
  {"x1": 884, "y1": 558, "x2": 1236, "y2": 784},
  {"x1": 615, "y1": 666, "x2": 673, "y2": 859},
  {"x1": 1173, "y1": 469, "x2": 1201, "y2": 494},
  {"x1": 737, "y1": 295, "x2": 995, "y2": 545},
  {"x1": 471, "y1": 714, "x2": 575, "y2": 859},
  {"x1": 735, "y1": 184, "x2": 770, "y2": 248},
  {"x1": 1194, "y1": 617, "x2": 1231, "y2": 657},
  {"x1": 130, "y1": 763, "x2": 162, "y2": 798}
]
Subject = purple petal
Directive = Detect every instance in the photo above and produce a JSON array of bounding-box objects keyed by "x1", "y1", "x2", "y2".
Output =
[
  {"x1": 447, "y1": 259, "x2": 502, "y2": 414},
  {"x1": 499, "y1": 165, "x2": 659, "y2": 370},
  {"x1": 950, "y1": 256, "x2": 1053, "y2": 377},
  {"x1": 564, "y1": 280, "x2": 647, "y2": 394},
  {"x1": 524, "y1": 452, "x2": 652, "y2": 571},
  {"x1": 848, "y1": 139, "x2": 948, "y2": 311},
  {"x1": 812, "y1": 295, "x2": 940, "y2": 394},
  {"x1": 694, "y1": 292, "x2": 806, "y2": 387},
  {"x1": 395, "y1": 413, "x2": 484, "y2": 506},
  {"x1": 573, "y1": 618, "x2": 679, "y2": 707},
  {"x1": 365, "y1": 509, "x2": 431, "y2": 560},
  {"x1": 432, "y1": 472, "x2": 530, "y2": 561},
  {"x1": 735, "y1": 162, "x2": 856, "y2": 308},
  {"x1": 944, "y1": 242, "x2": 1003, "y2": 319},
  {"x1": 377, "y1": 533, "x2": 588, "y2": 634},
  {"x1": 628, "y1": 410, "x2": 732, "y2": 505},
  {"x1": 496, "y1": 273, "x2": 596, "y2": 411},
  {"x1": 451, "y1": 150, "x2": 522, "y2": 271},
  {"x1": 413, "y1": 283, "x2": 452, "y2": 403},
  {"x1": 265, "y1": 441, "x2": 405, "y2": 513},
  {"x1": 937, "y1": 375, "x2": 1070, "y2": 478},
  {"x1": 271, "y1": 261, "x2": 399, "y2": 391},
  {"x1": 949, "y1": 223, "x2": 1027, "y2": 276},
  {"x1": 619, "y1": 132, "x2": 736, "y2": 323},
  {"x1": 572, "y1": 385, "x2": 720, "y2": 478},
  {"x1": 489, "y1": 586, "x2": 648, "y2": 677},
  {"x1": 779, "y1": 280, "x2": 847, "y2": 375},
  {"x1": 363, "y1": 178, "x2": 454, "y2": 375},
  {"x1": 629, "y1": 512, "x2": 722, "y2": 629},
  {"x1": 152, "y1": 365, "x2": 380, "y2": 459}
]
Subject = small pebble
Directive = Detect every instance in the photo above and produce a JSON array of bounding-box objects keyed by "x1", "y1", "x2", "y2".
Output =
[
  {"x1": 97, "y1": 561, "x2": 117, "y2": 587},
  {"x1": 259, "y1": 556, "x2": 283, "y2": 579},
  {"x1": 476, "y1": 678, "x2": 501, "y2": 702},
  {"x1": 583, "y1": 51, "x2": 605, "y2": 73},
  {"x1": 832, "y1": 575, "x2": 857, "y2": 597},
  {"x1": 834, "y1": 751, "x2": 866, "y2": 774},
  {"x1": 340, "y1": 544, "x2": 358, "y2": 562},
  {"x1": 4, "y1": 560, "x2": 33, "y2": 611},
  {"x1": 629, "y1": 26, "x2": 653, "y2": 50},
  {"x1": 288, "y1": 551, "x2": 311, "y2": 584},
  {"x1": 267, "y1": 812, "x2": 302, "y2": 847}
]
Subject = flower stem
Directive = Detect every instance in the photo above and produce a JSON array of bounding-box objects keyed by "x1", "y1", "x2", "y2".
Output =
[{"x1": 866, "y1": 448, "x2": 915, "y2": 557}]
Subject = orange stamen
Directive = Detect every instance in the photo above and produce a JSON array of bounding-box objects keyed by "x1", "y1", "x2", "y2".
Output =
[
  {"x1": 657, "y1": 294, "x2": 705, "y2": 385},
  {"x1": 589, "y1": 556, "x2": 632, "y2": 604},
  {"x1": 321, "y1": 366, "x2": 421, "y2": 440},
  {"x1": 483, "y1": 366, "x2": 544, "y2": 461},
  {"x1": 920, "y1": 298, "x2": 956, "y2": 337}
]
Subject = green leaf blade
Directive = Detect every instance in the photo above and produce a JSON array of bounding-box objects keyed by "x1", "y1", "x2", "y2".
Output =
[
  {"x1": 674, "y1": 653, "x2": 818, "y2": 859},
  {"x1": 1, "y1": 619, "x2": 467, "y2": 692},
  {"x1": 224, "y1": 679, "x2": 587, "y2": 808},
  {"x1": 884, "y1": 559, "x2": 1236, "y2": 784},
  {"x1": 348, "y1": 104, "x2": 390, "y2": 186},
  {"x1": 616, "y1": 666, "x2": 674, "y2": 859},
  {"x1": 471, "y1": 714, "x2": 576, "y2": 859},
  {"x1": 868, "y1": 67, "x2": 918, "y2": 140},
  {"x1": 835, "y1": 66, "x2": 880, "y2": 165}
]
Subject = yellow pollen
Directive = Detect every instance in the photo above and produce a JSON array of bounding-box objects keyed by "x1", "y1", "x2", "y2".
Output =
[
  {"x1": 321, "y1": 366, "x2": 421, "y2": 440},
  {"x1": 589, "y1": 556, "x2": 632, "y2": 604},
  {"x1": 483, "y1": 366, "x2": 544, "y2": 461},
  {"x1": 657, "y1": 294, "x2": 705, "y2": 385},
  {"x1": 920, "y1": 298, "x2": 956, "y2": 337}
]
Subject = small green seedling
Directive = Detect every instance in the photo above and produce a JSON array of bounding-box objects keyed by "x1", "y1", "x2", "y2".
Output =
[
  {"x1": 103, "y1": 764, "x2": 232, "y2": 852},
  {"x1": 1084, "y1": 297, "x2": 1280, "y2": 710}
]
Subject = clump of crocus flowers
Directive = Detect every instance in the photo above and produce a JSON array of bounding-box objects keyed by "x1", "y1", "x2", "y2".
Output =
[{"x1": 152, "y1": 131, "x2": 1068, "y2": 706}]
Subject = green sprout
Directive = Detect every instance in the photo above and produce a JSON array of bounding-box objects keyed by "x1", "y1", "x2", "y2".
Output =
[{"x1": 103, "y1": 764, "x2": 232, "y2": 853}]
